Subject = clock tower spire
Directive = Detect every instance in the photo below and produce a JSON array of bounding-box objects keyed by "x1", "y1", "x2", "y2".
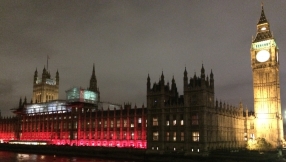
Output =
[
  {"x1": 253, "y1": 3, "x2": 273, "y2": 43},
  {"x1": 250, "y1": 5, "x2": 283, "y2": 148}
]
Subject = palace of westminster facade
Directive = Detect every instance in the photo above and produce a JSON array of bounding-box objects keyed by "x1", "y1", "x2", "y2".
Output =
[{"x1": 0, "y1": 5, "x2": 284, "y2": 154}]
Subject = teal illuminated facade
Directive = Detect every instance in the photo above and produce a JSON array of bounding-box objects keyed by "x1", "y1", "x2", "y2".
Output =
[{"x1": 66, "y1": 87, "x2": 98, "y2": 104}]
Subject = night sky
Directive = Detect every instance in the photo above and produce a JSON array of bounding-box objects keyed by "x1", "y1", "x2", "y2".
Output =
[{"x1": 1, "y1": 1, "x2": 286, "y2": 117}]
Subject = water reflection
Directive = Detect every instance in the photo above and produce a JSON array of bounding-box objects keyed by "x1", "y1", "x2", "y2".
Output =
[{"x1": 0, "y1": 151, "x2": 129, "y2": 162}]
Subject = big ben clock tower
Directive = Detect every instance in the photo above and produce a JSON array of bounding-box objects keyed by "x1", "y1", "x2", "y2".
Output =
[{"x1": 251, "y1": 4, "x2": 283, "y2": 147}]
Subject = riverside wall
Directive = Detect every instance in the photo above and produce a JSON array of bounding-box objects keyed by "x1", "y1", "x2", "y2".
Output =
[{"x1": 0, "y1": 144, "x2": 282, "y2": 162}]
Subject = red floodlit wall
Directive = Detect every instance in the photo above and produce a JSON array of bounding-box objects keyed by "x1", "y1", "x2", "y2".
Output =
[
  {"x1": 0, "y1": 117, "x2": 17, "y2": 142},
  {"x1": 0, "y1": 105, "x2": 147, "y2": 149}
]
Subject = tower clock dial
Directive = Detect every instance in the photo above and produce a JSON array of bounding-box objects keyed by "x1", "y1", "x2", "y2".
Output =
[{"x1": 256, "y1": 50, "x2": 270, "y2": 62}]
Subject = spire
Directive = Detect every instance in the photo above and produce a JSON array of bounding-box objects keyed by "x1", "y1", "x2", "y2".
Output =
[
  {"x1": 210, "y1": 69, "x2": 214, "y2": 89},
  {"x1": 253, "y1": 4, "x2": 272, "y2": 42},
  {"x1": 89, "y1": 64, "x2": 97, "y2": 92},
  {"x1": 23, "y1": 96, "x2": 27, "y2": 105},
  {"x1": 42, "y1": 66, "x2": 47, "y2": 81},
  {"x1": 34, "y1": 68, "x2": 38, "y2": 84},
  {"x1": 56, "y1": 70, "x2": 59, "y2": 85},
  {"x1": 147, "y1": 74, "x2": 151, "y2": 90},
  {"x1": 92, "y1": 64, "x2": 96, "y2": 79},
  {"x1": 34, "y1": 68, "x2": 38, "y2": 77},
  {"x1": 184, "y1": 67, "x2": 187, "y2": 77},
  {"x1": 184, "y1": 67, "x2": 188, "y2": 89},
  {"x1": 257, "y1": 3, "x2": 268, "y2": 25},
  {"x1": 19, "y1": 97, "x2": 22, "y2": 108},
  {"x1": 201, "y1": 64, "x2": 205, "y2": 79},
  {"x1": 210, "y1": 70, "x2": 213, "y2": 79},
  {"x1": 172, "y1": 75, "x2": 175, "y2": 84},
  {"x1": 160, "y1": 71, "x2": 164, "y2": 85}
]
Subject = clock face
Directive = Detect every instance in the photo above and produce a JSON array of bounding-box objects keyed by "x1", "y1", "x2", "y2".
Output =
[{"x1": 256, "y1": 50, "x2": 270, "y2": 62}]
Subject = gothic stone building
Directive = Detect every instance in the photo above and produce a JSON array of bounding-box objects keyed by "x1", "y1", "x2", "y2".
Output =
[{"x1": 146, "y1": 66, "x2": 247, "y2": 154}]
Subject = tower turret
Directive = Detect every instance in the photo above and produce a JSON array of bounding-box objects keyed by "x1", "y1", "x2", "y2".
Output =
[
  {"x1": 56, "y1": 70, "x2": 59, "y2": 85},
  {"x1": 160, "y1": 71, "x2": 164, "y2": 86},
  {"x1": 34, "y1": 69, "x2": 38, "y2": 84},
  {"x1": 23, "y1": 97, "x2": 27, "y2": 105},
  {"x1": 33, "y1": 66, "x2": 59, "y2": 103},
  {"x1": 183, "y1": 67, "x2": 188, "y2": 90},
  {"x1": 42, "y1": 67, "x2": 47, "y2": 82},
  {"x1": 210, "y1": 70, "x2": 214, "y2": 89},
  {"x1": 201, "y1": 64, "x2": 205, "y2": 79},
  {"x1": 147, "y1": 74, "x2": 151, "y2": 91},
  {"x1": 19, "y1": 97, "x2": 22, "y2": 108},
  {"x1": 89, "y1": 64, "x2": 97, "y2": 92}
]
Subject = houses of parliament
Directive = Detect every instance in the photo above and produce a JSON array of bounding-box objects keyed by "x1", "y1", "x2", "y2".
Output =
[{"x1": 0, "y1": 5, "x2": 284, "y2": 154}]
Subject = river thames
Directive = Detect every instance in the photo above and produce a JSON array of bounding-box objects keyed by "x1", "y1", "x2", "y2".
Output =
[{"x1": 0, "y1": 150, "x2": 133, "y2": 162}]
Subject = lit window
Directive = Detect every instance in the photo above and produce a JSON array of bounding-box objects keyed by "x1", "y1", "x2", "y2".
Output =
[
  {"x1": 173, "y1": 120, "x2": 176, "y2": 126},
  {"x1": 192, "y1": 131, "x2": 199, "y2": 142},
  {"x1": 261, "y1": 27, "x2": 266, "y2": 31},
  {"x1": 130, "y1": 120, "x2": 134, "y2": 128},
  {"x1": 153, "y1": 131, "x2": 159, "y2": 141},
  {"x1": 173, "y1": 132, "x2": 176, "y2": 141},
  {"x1": 131, "y1": 132, "x2": 134, "y2": 140},
  {"x1": 250, "y1": 133, "x2": 255, "y2": 140},
  {"x1": 116, "y1": 120, "x2": 120, "y2": 127},
  {"x1": 124, "y1": 119, "x2": 127, "y2": 127},
  {"x1": 166, "y1": 121, "x2": 169, "y2": 126},
  {"x1": 110, "y1": 121, "x2": 114, "y2": 127},
  {"x1": 153, "y1": 117, "x2": 158, "y2": 126},
  {"x1": 138, "y1": 118, "x2": 142, "y2": 123},
  {"x1": 180, "y1": 120, "x2": 184, "y2": 126}
]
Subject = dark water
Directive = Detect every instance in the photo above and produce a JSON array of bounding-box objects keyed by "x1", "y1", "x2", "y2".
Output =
[{"x1": 0, "y1": 150, "x2": 132, "y2": 162}]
